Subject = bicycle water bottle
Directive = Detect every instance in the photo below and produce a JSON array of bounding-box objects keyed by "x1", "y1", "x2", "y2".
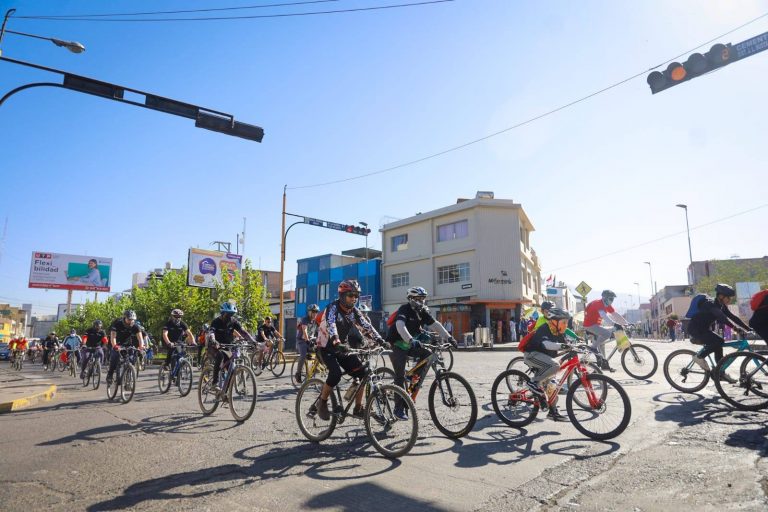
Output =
[{"x1": 546, "y1": 379, "x2": 557, "y2": 399}]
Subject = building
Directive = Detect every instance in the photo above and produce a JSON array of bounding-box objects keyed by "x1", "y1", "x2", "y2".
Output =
[
  {"x1": 381, "y1": 191, "x2": 542, "y2": 343},
  {"x1": 0, "y1": 304, "x2": 29, "y2": 340},
  {"x1": 31, "y1": 314, "x2": 57, "y2": 339},
  {"x1": 544, "y1": 282, "x2": 578, "y2": 315},
  {"x1": 649, "y1": 285, "x2": 693, "y2": 336},
  {"x1": 689, "y1": 256, "x2": 768, "y2": 287}
]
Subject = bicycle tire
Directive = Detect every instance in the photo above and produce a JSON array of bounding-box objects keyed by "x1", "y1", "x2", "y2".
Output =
[
  {"x1": 92, "y1": 362, "x2": 101, "y2": 391},
  {"x1": 441, "y1": 346, "x2": 454, "y2": 372},
  {"x1": 228, "y1": 366, "x2": 258, "y2": 422},
  {"x1": 250, "y1": 352, "x2": 264, "y2": 376},
  {"x1": 295, "y1": 377, "x2": 337, "y2": 442},
  {"x1": 567, "y1": 364, "x2": 605, "y2": 409},
  {"x1": 158, "y1": 365, "x2": 172, "y2": 394},
  {"x1": 713, "y1": 351, "x2": 768, "y2": 411},
  {"x1": 178, "y1": 360, "x2": 194, "y2": 397},
  {"x1": 565, "y1": 373, "x2": 631, "y2": 441},
  {"x1": 621, "y1": 344, "x2": 658, "y2": 380},
  {"x1": 290, "y1": 359, "x2": 311, "y2": 388},
  {"x1": 428, "y1": 371, "x2": 477, "y2": 438},
  {"x1": 270, "y1": 351, "x2": 286, "y2": 377},
  {"x1": 57, "y1": 356, "x2": 66, "y2": 372},
  {"x1": 365, "y1": 383, "x2": 418, "y2": 459},
  {"x1": 197, "y1": 366, "x2": 220, "y2": 415},
  {"x1": 663, "y1": 349, "x2": 709, "y2": 393},
  {"x1": 505, "y1": 356, "x2": 533, "y2": 391},
  {"x1": 491, "y1": 369, "x2": 539, "y2": 428},
  {"x1": 120, "y1": 364, "x2": 137, "y2": 404},
  {"x1": 106, "y1": 371, "x2": 119, "y2": 401}
]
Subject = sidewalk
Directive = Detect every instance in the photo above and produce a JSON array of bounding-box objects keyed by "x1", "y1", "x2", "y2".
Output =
[{"x1": 0, "y1": 366, "x2": 57, "y2": 413}]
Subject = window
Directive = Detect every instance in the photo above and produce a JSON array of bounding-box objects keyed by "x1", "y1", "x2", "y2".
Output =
[
  {"x1": 438, "y1": 263, "x2": 470, "y2": 284},
  {"x1": 297, "y1": 287, "x2": 306, "y2": 304},
  {"x1": 319, "y1": 283, "x2": 329, "y2": 301},
  {"x1": 437, "y1": 220, "x2": 468, "y2": 242},
  {"x1": 298, "y1": 261, "x2": 309, "y2": 274},
  {"x1": 391, "y1": 234, "x2": 408, "y2": 252},
  {"x1": 391, "y1": 272, "x2": 410, "y2": 288}
]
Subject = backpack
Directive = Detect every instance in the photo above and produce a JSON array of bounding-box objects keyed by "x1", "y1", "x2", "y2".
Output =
[
  {"x1": 750, "y1": 289, "x2": 768, "y2": 311},
  {"x1": 517, "y1": 331, "x2": 535, "y2": 352},
  {"x1": 685, "y1": 294, "x2": 708, "y2": 319}
]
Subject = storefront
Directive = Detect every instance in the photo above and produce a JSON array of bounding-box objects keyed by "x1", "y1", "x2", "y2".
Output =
[{"x1": 438, "y1": 300, "x2": 528, "y2": 344}]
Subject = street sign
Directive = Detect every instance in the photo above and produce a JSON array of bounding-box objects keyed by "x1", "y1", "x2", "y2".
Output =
[
  {"x1": 326, "y1": 222, "x2": 345, "y2": 231},
  {"x1": 735, "y1": 31, "x2": 768, "y2": 60},
  {"x1": 304, "y1": 217, "x2": 323, "y2": 227},
  {"x1": 575, "y1": 281, "x2": 592, "y2": 298}
]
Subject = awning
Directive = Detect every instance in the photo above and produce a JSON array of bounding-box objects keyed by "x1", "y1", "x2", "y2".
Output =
[{"x1": 458, "y1": 299, "x2": 533, "y2": 308}]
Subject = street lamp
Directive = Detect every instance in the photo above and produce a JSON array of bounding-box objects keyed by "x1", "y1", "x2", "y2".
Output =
[
  {"x1": 643, "y1": 261, "x2": 655, "y2": 296},
  {"x1": 0, "y1": 9, "x2": 85, "y2": 54},
  {"x1": 633, "y1": 281, "x2": 641, "y2": 308},
  {"x1": 676, "y1": 204, "x2": 694, "y2": 283},
  {"x1": 359, "y1": 221, "x2": 369, "y2": 308}
]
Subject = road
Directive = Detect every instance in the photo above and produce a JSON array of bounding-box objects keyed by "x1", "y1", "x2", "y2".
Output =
[{"x1": 0, "y1": 341, "x2": 766, "y2": 511}]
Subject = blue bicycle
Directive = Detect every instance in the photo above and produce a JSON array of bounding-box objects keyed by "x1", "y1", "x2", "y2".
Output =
[
  {"x1": 663, "y1": 338, "x2": 767, "y2": 393},
  {"x1": 158, "y1": 343, "x2": 194, "y2": 397},
  {"x1": 712, "y1": 350, "x2": 768, "y2": 410}
]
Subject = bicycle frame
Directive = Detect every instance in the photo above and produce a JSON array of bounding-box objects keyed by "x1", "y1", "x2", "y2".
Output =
[
  {"x1": 691, "y1": 339, "x2": 751, "y2": 371},
  {"x1": 520, "y1": 349, "x2": 603, "y2": 409},
  {"x1": 405, "y1": 348, "x2": 442, "y2": 401},
  {"x1": 332, "y1": 347, "x2": 386, "y2": 423}
]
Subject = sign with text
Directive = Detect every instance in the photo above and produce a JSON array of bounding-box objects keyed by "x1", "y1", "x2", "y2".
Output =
[
  {"x1": 187, "y1": 248, "x2": 243, "y2": 289},
  {"x1": 29, "y1": 252, "x2": 112, "y2": 292}
]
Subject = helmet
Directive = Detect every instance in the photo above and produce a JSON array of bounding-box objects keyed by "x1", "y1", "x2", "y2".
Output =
[
  {"x1": 171, "y1": 308, "x2": 184, "y2": 318},
  {"x1": 540, "y1": 301, "x2": 554, "y2": 311},
  {"x1": 715, "y1": 283, "x2": 736, "y2": 297},
  {"x1": 93, "y1": 319, "x2": 103, "y2": 328},
  {"x1": 338, "y1": 280, "x2": 361, "y2": 297},
  {"x1": 202, "y1": 323, "x2": 210, "y2": 331},
  {"x1": 406, "y1": 286, "x2": 428, "y2": 299},
  {"x1": 407, "y1": 286, "x2": 428, "y2": 311},
  {"x1": 601, "y1": 290, "x2": 617, "y2": 299},
  {"x1": 123, "y1": 310, "x2": 137, "y2": 321},
  {"x1": 307, "y1": 304, "x2": 319, "y2": 312},
  {"x1": 220, "y1": 302, "x2": 238, "y2": 314},
  {"x1": 547, "y1": 307, "x2": 571, "y2": 321}
]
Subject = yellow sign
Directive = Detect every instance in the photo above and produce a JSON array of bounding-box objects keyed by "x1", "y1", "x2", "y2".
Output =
[{"x1": 576, "y1": 281, "x2": 592, "y2": 298}]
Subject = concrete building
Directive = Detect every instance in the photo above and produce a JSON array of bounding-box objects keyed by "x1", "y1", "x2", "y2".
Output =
[
  {"x1": 649, "y1": 285, "x2": 693, "y2": 336},
  {"x1": 381, "y1": 191, "x2": 542, "y2": 343},
  {"x1": 0, "y1": 303, "x2": 29, "y2": 340},
  {"x1": 688, "y1": 256, "x2": 768, "y2": 287},
  {"x1": 544, "y1": 282, "x2": 578, "y2": 315},
  {"x1": 31, "y1": 314, "x2": 57, "y2": 339}
]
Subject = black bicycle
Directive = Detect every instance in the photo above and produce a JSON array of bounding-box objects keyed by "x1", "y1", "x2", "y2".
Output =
[
  {"x1": 107, "y1": 346, "x2": 139, "y2": 404},
  {"x1": 198, "y1": 342, "x2": 259, "y2": 422},
  {"x1": 81, "y1": 348, "x2": 101, "y2": 390},
  {"x1": 158, "y1": 343, "x2": 194, "y2": 397}
]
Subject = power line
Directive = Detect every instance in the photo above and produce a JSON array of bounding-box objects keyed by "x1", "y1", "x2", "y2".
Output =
[
  {"x1": 546, "y1": 202, "x2": 768, "y2": 273},
  {"x1": 15, "y1": 0, "x2": 341, "y2": 19},
  {"x1": 14, "y1": 0, "x2": 454, "y2": 22},
  {"x1": 289, "y1": 10, "x2": 768, "y2": 190}
]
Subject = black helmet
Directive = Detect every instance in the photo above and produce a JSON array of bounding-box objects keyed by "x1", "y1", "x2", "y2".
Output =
[
  {"x1": 123, "y1": 310, "x2": 137, "y2": 321},
  {"x1": 715, "y1": 283, "x2": 736, "y2": 297},
  {"x1": 540, "y1": 301, "x2": 554, "y2": 311},
  {"x1": 93, "y1": 319, "x2": 103, "y2": 328},
  {"x1": 547, "y1": 307, "x2": 571, "y2": 321},
  {"x1": 307, "y1": 304, "x2": 319, "y2": 312},
  {"x1": 601, "y1": 290, "x2": 617, "y2": 299}
]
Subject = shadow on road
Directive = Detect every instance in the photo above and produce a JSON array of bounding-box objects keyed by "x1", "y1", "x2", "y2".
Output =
[
  {"x1": 724, "y1": 425, "x2": 768, "y2": 455},
  {"x1": 653, "y1": 392, "x2": 768, "y2": 428},
  {"x1": 304, "y1": 481, "x2": 449, "y2": 511}
]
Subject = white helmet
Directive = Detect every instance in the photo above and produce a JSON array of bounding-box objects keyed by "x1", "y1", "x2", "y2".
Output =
[{"x1": 407, "y1": 286, "x2": 428, "y2": 311}]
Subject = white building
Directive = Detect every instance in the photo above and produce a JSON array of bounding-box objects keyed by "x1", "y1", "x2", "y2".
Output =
[
  {"x1": 544, "y1": 283, "x2": 578, "y2": 315},
  {"x1": 381, "y1": 192, "x2": 542, "y2": 343}
]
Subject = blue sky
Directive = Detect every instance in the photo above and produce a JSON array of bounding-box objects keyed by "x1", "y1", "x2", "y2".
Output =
[{"x1": 2, "y1": 0, "x2": 767, "y2": 315}]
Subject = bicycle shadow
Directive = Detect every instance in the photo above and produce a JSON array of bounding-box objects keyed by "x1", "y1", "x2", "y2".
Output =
[
  {"x1": 304, "y1": 481, "x2": 448, "y2": 511},
  {"x1": 653, "y1": 392, "x2": 768, "y2": 428},
  {"x1": 724, "y1": 425, "x2": 768, "y2": 455}
]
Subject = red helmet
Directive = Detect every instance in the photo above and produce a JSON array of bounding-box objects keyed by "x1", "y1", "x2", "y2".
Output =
[{"x1": 338, "y1": 279, "x2": 361, "y2": 297}]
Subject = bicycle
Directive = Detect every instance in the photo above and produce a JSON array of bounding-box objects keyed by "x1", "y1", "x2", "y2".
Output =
[
  {"x1": 406, "y1": 339, "x2": 454, "y2": 373},
  {"x1": 106, "y1": 346, "x2": 139, "y2": 404},
  {"x1": 11, "y1": 350, "x2": 24, "y2": 371},
  {"x1": 505, "y1": 340, "x2": 603, "y2": 393},
  {"x1": 491, "y1": 344, "x2": 631, "y2": 440},
  {"x1": 295, "y1": 345, "x2": 418, "y2": 459},
  {"x1": 585, "y1": 325, "x2": 658, "y2": 379},
  {"x1": 198, "y1": 342, "x2": 258, "y2": 422},
  {"x1": 251, "y1": 338, "x2": 286, "y2": 377},
  {"x1": 158, "y1": 343, "x2": 194, "y2": 397},
  {"x1": 290, "y1": 339, "x2": 329, "y2": 388},
  {"x1": 81, "y1": 348, "x2": 102, "y2": 390},
  {"x1": 66, "y1": 349, "x2": 79, "y2": 378},
  {"x1": 663, "y1": 337, "x2": 768, "y2": 393},
  {"x1": 711, "y1": 350, "x2": 768, "y2": 411}
]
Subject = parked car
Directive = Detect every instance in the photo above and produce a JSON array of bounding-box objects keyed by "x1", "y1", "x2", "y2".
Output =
[{"x1": 0, "y1": 342, "x2": 10, "y2": 361}]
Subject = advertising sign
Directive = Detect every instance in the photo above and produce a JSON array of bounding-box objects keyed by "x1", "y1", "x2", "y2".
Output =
[
  {"x1": 187, "y1": 248, "x2": 243, "y2": 288},
  {"x1": 29, "y1": 252, "x2": 112, "y2": 292}
]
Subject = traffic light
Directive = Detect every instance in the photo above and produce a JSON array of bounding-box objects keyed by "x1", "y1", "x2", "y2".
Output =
[
  {"x1": 646, "y1": 43, "x2": 735, "y2": 94},
  {"x1": 343, "y1": 225, "x2": 372, "y2": 236}
]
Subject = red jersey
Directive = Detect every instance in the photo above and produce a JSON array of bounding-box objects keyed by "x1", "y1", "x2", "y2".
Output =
[{"x1": 584, "y1": 299, "x2": 615, "y2": 327}]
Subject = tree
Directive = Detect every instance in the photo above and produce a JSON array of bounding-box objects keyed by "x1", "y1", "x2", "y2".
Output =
[{"x1": 695, "y1": 259, "x2": 768, "y2": 295}]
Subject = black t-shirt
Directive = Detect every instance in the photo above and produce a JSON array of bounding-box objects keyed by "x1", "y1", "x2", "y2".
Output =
[
  {"x1": 110, "y1": 319, "x2": 141, "y2": 347},
  {"x1": 84, "y1": 328, "x2": 107, "y2": 348},
  {"x1": 258, "y1": 324, "x2": 278, "y2": 342},
  {"x1": 44, "y1": 336, "x2": 59, "y2": 349},
  {"x1": 385, "y1": 304, "x2": 435, "y2": 343},
  {"x1": 210, "y1": 316, "x2": 244, "y2": 345},
  {"x1": 162, "y1": 320, "x2": 189, "y2": 344}
]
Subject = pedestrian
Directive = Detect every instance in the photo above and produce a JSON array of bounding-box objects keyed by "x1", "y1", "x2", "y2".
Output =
[
  {"x1": 444, "y1": 318, "x2": 454, "y2": 338},
  {"x1": 666, "y1": 318, "x2": 677, "y2": 342},
  {"x1": 509, "y1": 319, "x2": 517, "y2": 343}
]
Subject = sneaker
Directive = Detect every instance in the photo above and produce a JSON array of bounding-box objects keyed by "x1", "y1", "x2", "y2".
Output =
[
  {"x1": 692, "y1": 356, "x2": 710, "y2": 372},
  {"x1": 393, "y1": 407, "x2": 409, "y2": 421},
  {"x1": 547, "y1": 407, "x2": 568, "y2": 422},
  {"x1": 318, "y1": 398, "x2": 330, "y2": 421}
]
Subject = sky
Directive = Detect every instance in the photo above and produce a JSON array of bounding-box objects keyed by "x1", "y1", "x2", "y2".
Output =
[{"x1": 2, "y1": 0, "x2": 768, "y2": 316}]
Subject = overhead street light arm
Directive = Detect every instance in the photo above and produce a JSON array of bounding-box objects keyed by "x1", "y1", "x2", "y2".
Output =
[{"x1": 0, "y1": 55, "x2": 264, "y2": 142}]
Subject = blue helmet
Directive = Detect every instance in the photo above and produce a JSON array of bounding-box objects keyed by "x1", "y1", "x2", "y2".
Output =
[{"x1": 220, "y1": 302, "x2": 238, "y2": 314}]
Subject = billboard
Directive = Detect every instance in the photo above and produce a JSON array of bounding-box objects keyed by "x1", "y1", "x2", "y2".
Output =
[
  {"x1": 187, "y1": 249, "x2": 242, "y2": 289},
  {"x1": 29, "y1": 252, "x2": 112, "y2": 292}
]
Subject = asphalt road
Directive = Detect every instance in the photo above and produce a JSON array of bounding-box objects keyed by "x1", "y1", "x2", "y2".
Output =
[{"x1": 0, "y1": 341, "x2": 766, "y2": 512}]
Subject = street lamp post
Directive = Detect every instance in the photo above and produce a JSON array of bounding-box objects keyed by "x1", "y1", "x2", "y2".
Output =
[
  {"x1": 644, "y1": 261, "x2": 656, "y2": 338},
  {"x1": 633, "y1": 281, "x2": 641, "y2": 309},
  {"x1": 1, "y1": 9, "x2": 86, "y2": 55},
  {"x1": 676, "y1": 204, "x2": 694, "y2": 283},
  {"x1": 359, "y1": 221, "x2": 369, "y2": 309}
]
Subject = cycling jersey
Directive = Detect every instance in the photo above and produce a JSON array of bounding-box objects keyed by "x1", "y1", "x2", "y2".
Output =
[
  {"x1": 84, "y1": 328, "x2": 107, "y2": 348},
  {"x1": 385, "y1": 304, "x2": 435, "y2": 344},
  {"x1": 688, "y1": 297, "x2": 749, "y2": 335},
  {"x1": 162, "y1": 320, "x2": 189, "y2": 344},
  {"x1": 257, "y1": 324, "x2": 278, "y2": 342},
  {"x1": 316, "y1": 300, "x2": 380, "y2": 348},
  {"x1": 583, "y1": 300, "x2": 615, "y2": 327},
  {"x1": 109, "y1": 319, "x2": 141, "y2": 347},
  {"x1": 43, "y1": 336, "x2": 59, "y2": 349},
  {"x1": 210, "y1": 316, "x2": 245, "y2": 345},
  {"x1": 296, "y1": 315, "x2": 316, "y2": 341}
]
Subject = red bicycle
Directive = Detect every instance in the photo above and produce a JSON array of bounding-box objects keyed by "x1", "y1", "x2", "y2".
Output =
[{"x1": 491, "y1": 344, "x2": 631, "y2": 440}]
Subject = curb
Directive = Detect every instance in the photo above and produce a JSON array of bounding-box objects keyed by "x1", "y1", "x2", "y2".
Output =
[{"x1": 0, "y1": 384, "x2": 57, "y2": 414}]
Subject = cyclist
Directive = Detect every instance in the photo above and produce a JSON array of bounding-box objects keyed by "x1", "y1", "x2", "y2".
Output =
[
  {"x1": 161, "y1": 309, "x2": 195, "y2": 371},
  {"x1": 583, "y1": 290, "x2": 628, "y2": 371},
  {"x1": 208, "y1": 302, "x2": 255, "y2": 393},
  {"x1": 688, "y1": 284, "x2": 751, "y2": 382},
  {"x1": 295, "y1": 304, "x2": 319, "y2": 384},
  {"x1": 62, "y1": 328, "x2": 83, "y2": 366},
  {"x1": 41, "y1": 332, "x2": 60, "y2": 370},
  {"x1": 11, "y1": 337, "x2": 27, "y2": 365},
  {"x1": 314, "y1": 279, "x2": 387, "y2": 420},
  {"x1": 749, "y1": 290, "x2": 768, "y2": 342},
  {"x1": 385, "y1": 286, "x2": 455, "y2": 421},
  {"x1": 81, "y1": 320, "x2": 107, "y2": 379},
  {"x1": 522, "y1": 307, "x2": 574, "y2": 422},
  {"x1": 255, "y1": 315, "x2": 282, "y2": 368},
  {"x1": 106, "y1": 310, "x2": 144, "y2": 387},
  {"x1": 196, "y1": 324, "x2": 209, "y2": 367}
]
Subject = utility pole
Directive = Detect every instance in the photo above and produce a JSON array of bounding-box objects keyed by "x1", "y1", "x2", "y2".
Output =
[{"x1": 279, "y1": 186, "x2": 287, "y2": 347}]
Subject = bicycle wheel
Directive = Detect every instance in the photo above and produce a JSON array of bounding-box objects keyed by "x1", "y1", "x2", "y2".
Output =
[
  {"x1": 505, "y1": 356, "x2": 533, "y2": 391},
  {"x1": 491, "y1": 369, "x2": 539, "y2": 428},
  {"x1": 158, "y1": 365, "x2": 172, "y2": 394},
  {"x1": 106, "y1": 371, "x2": 119, "y2": 401},
  {"x1": 566, "y1": 373, "x2": 631, "y2": 440},
  {"x1": 663, "y1": 349, "x2": 709, "y2": 393},
  {"x1": 197, "y1": 366, "x2": 220, "y2": 415},
  {"x1": 69, "y1": 361, "x2": 76, "y2": 378},
  {"x1": 250, "y1": 352, "x2": 264, "y2": 376},
  {"x1": 713, "y1": 351, "x2": 768, "y2": 411},
  {"x1": 440, "y1": 347, "x2": 454, "y2": 372},
  {"x1": 365, "y1": 383, "x2": 418, "y2": 458},
  {"x1": 568, "y1": 365, "x2": 607, "y2": 410},
  {"x1": 290, "y1": 359, "x2": 308, "y2": 388},
  {"x1": 178, "y1": 360, "x2": 194, "y2": 397},
  {"x1": 57, "y1": 356, "x2": 66, "y2": 372},
  {"x1": 228, "y1": 366, "x2": 258, "y2": 422},
  {"x1": 428, "y1": 371, "x2": 477, "y2": 439},
  {"x1": 92, "y1": 362, "x2": 101, "y2": 391},
  {"x1": 270, "y1": 351, "x2": 286, "y2": 377},
  {"x1": 295, "y1": 377, "x2": 337, "y2": 442},
  {"x1": 621, "y1": 344, "x2": 658, "y2": 380},
  {"x1": 120, "y1": 364, "x2": 137, "y2": 404}
]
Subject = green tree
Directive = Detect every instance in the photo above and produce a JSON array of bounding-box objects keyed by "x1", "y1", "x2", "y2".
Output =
[{"x1": 695, "y1": 259, "x2": 768, "y2": 294}]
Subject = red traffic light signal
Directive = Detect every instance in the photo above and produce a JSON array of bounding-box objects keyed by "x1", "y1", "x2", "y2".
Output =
[
  {"x1": 345, "y1": 225, "x2": 355, "y2": 233},
  {"x1": 647, "y1": 43, "x2": 736, "y2": 94},
  {"x1": 343, "y1": 225, "x2": 371, "y2": 235}
]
